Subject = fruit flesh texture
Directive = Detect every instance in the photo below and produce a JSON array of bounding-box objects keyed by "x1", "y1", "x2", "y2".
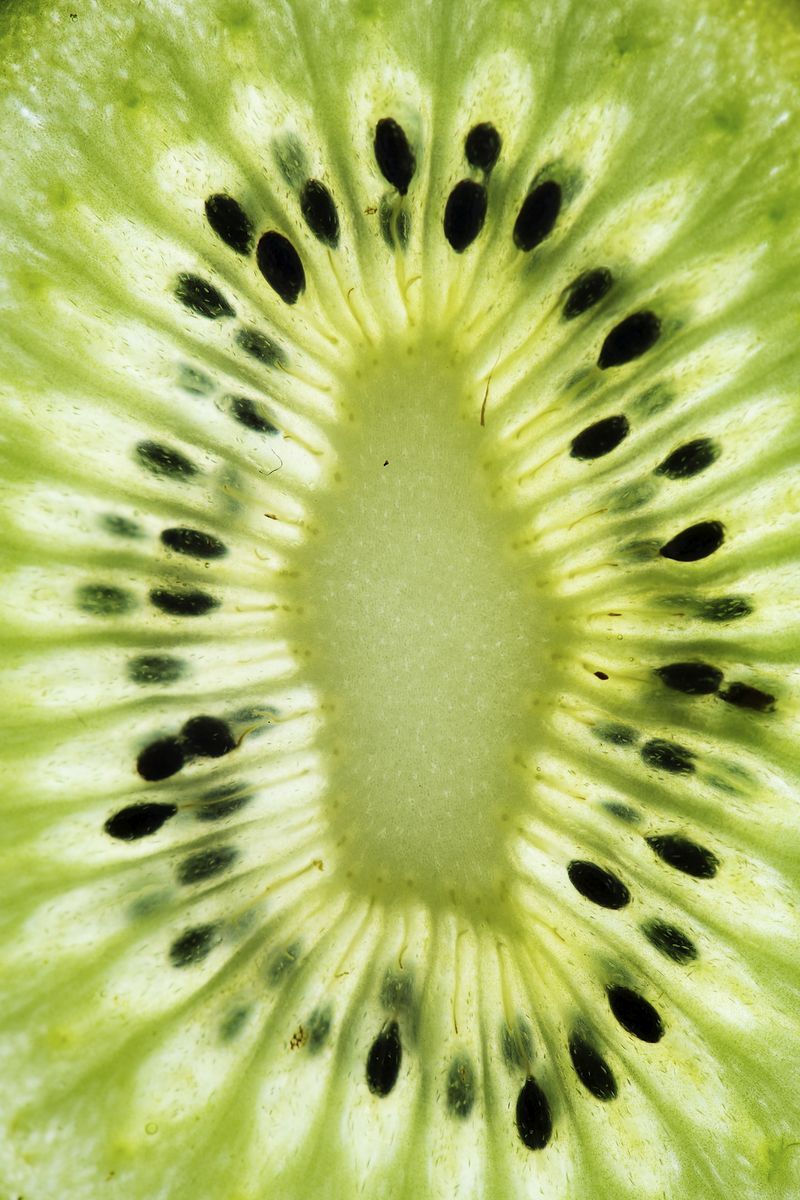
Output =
[{"x1": 1, "y1": 1, "x2": 800, "y2": 1198}]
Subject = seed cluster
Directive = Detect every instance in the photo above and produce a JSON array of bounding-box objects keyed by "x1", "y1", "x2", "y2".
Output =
[{"x1": 83, "y1": 108, "x2": 782, "y2": 1158}]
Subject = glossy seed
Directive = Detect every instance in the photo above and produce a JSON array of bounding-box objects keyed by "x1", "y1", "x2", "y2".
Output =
[
  {"x1": 174, "y1": 273, "x2": 235, "y2": 319},
  {"x1": 563, "y1": 268, "x2": 613, "y2": 319},
  {"x1": 256, "y1": 231, "x2": 306, "y2": 304},
  {"x1": 570, "y1": 414, "x2": 629, "y2": 460},
  {"x1": 160, "y1": 527, "x2": 227, "y2": 559},
  {"x1": 149, "y1": 588, "x2": 218, "y2": 617},
  {"x1": 567, "y1": 860, "x2": 630, "y2": 909},
  {"x1": 598, "y1": 310, "x2": 661, "y2": 369},
  {"x1": 105, "y1": 802, "x2": 178, "y2": 840},
  {"x1": 654, "y1": 662, "x2": 723, "y2": 695},
  {"x1": 655, "y1": 437, "x2": 720, "y2": 479},
  {"x1": 607, "y1": 985, "x2": 664, "y2": 1043},
  {"x1": 366, "y1": 1021, "x2": 402, "y2": 1096},
  {"x1": 136, "y1": 737, "x2": 185, "y2": 782},
  {"x1": 182, "y1": 715, "x2": 236, "y2": 758},
  {"x1": 443, "y1": 179, "x2": 488, "y2": 252},
  {"x1": 568, "y1": 1034, "x2": 617, "y2": 1101},
  {"x1": 373, "y1": 118, "x2": 416, "y2": 195},
  {"x1": 646, "y1": 834, "x2": 719, "y2": 878},
  {"x1": 640, "y1": 738, "x2": 695, "y2": 774},
  {"x1": 513, "y1": 180, "x2": 562, "y2": 252},
  {"x1": 204, "y1": 193, "x2": 254, "y2": 255},
  {"x1": 515, "y1": 1077, "x2": 552, "y2": 1149},
  {"x1": 465, "y1": 122, "x2": 501, "y2": 172},
  {"x1": 719, "y1": 682, "x2": 776, "y2": 712},
  {"x1": 659, "y1": 520, "x2": 725, "y2": 562},
  {"x1": 642, "y1": 919, "x2": 698, "y2": 964},
  {"x1": 300, "y1": 179, "x2": 340, "y2": 247}
]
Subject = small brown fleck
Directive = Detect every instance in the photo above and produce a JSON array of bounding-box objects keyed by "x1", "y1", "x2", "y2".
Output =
[{"x1": 290, "y1": 1025, "x2": 308, "y2": 1050}]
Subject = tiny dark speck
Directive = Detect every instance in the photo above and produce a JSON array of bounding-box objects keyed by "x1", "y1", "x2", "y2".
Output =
[
  {"x1": 594, "y1": 671, "x2": 609, "y2": 680},
  {"x1": 383, "y1": 460, "x2": 389, "y2": 466}
]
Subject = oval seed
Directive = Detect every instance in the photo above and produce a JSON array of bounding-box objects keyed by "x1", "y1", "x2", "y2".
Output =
[
  {"x1": 513, "y1": 180, "x2": 562, "y2": 252},
  {"x1": 256, "y1": 231, "x2": 306, "y2": 304},
  {"x1": 567, "y1": 860, "x2": 630, "y2": 908},
  {"x1": 598, "y1": 310, "x2": 661, "y2": 369},
  {"x1": 374, "y1": 118, "x2": 416, "y2": 195},
  {"x1": 443, "y1": 179, "x2": 488, "y2": 252},
  {"x1": 300, "y1": 178, "x2": 340, "y2": 247},
  {"x1": 204, "y1": 193, "x2": 254, "y2": 255}
]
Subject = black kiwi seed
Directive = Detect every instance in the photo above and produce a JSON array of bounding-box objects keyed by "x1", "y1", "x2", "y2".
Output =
[
  {"x1": 606, "y1": 985, "x2": 664, "y2": 1043},
  {"x1": 464, "y1": 121, "x2": 501, "y2": 172},
  {"x1": 443, "y1": 179, "x2": 488, "y2": 252},
  {"x1": 659, "y1": 520, "x2": 725, "y2": 562},
  {"x1": 299, "y1": 178, "x2": 340, "y2": 247},
  {"x1": 567, "y1": 860, "x2": 631, "y2": 908},
  {"x1": 640, "y1": 738, "x2": 695, "y2": 775},
  {"x1": 646, "y1": 834, "x2": 719, "y2": 878},
  {"x1": 181, "y1": 715, "x2": 236, "y2": 758},
  {"x1": 446, "y1": 1055, "x2": 476, "y2": 1118},
  {"x1": 373, "y1": 118, "x2": 416, "y2": 195},
  {"x1": 719, "y1": 682, "x2": 776, "y2": 712},
  {"x1": 105, "y1": 802, "x2": 178, "y2": 840},
  {"x1": 127, "y1": 654, "x2": 186, "y2": 685},
  {"x1": 513, "y1": 180, "x2": 562, "y2": 252},
  {"x1": 568, "y1": 1034, "x2": 618, "y2": 1101},
  {"x1": 641, "y1": 918, "x2": 698, "y2": 964},
  {"x1": 204, "y1": 193, "x2": 254, "y2": 255},
  {"x1": 229, "y1": 395, "x2": 279, "y2": 435},
  {"x1": 256, "y1": 231, "x2": 306, "y2": 304},
  {"x1": 169, "y1": 923, "x2": 220, "y2": 968},
  {"x1": 515, "y1": 1077, "x2": 552, "y2": 1150},
  {"x1": 235, "y1": 326, "x2": 285, "y2": 367},
  {"x1": 654, "y1": 662, "x2": 724, "y2": 694},
  {"x1": 562, "y1": 267, "x2": 614, "y2": 319},
  {"x1": 136, "y1": 737, "x2": 185, "y2": 782},
  {"x1": 149, "y1": 588, "x2": 219, "y2": 617},
  {"x1": 76, "y1": 583, "x2": 134, "y2": 616},
  {"x1": 655, "y1": 437, "x2": 720, "y2": 479},
  {"x1": 174, "y1": 273, "x2": 235, "y2": 319},
  {"x1": 598, "y1": 310, "x2": 661, "y2": 369},
  {"x1": 570, "y1": 414, "x2": 630, "y2": 460},
  {"x1": 135, "y1": 440, "x2": 198, "y2": 480},
  {"x1": 177, "y1": 845, "x2": 238, "y2": 885},
  {"x1": 366, "y1": 1021, "x2": 402, "y2": 1096},
  {"x1": 160, "y1": 527, "x2": 228, "y2": 559}
]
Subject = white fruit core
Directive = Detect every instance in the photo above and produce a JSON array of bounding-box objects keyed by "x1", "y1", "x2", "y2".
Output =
[{"x1": 293, "y1": 338, "x2": 555, "y2": 911}]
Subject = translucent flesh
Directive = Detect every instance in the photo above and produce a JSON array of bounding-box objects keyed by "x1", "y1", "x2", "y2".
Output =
[{"x1": 1, "y1": 1, "x2": 800, "y2": 1198}]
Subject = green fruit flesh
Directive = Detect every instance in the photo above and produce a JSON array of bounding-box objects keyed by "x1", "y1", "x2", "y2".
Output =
[{"x1": 1, "y1": 2, "x2": 800, "y2": 1198}]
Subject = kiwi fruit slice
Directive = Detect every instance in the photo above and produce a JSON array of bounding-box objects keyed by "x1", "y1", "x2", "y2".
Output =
[{"x1": 1, "y1": 1, "x2": 800, "y2": 1197}]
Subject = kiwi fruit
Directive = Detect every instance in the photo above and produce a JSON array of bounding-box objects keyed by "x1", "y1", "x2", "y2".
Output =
[{"x1": 1, "y1": 1, "x2": 799, "y2": 1197}]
